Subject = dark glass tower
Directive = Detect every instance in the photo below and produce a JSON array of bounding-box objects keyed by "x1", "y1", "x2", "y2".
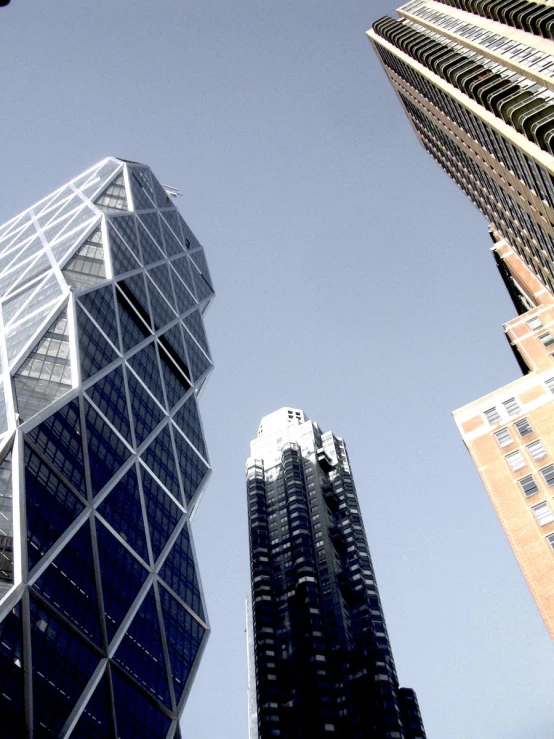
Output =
[
  {"x1": 246, "y1": 408, "x2": 425, "y2": 739},
  {"x1": 0, "y1": 157, "x2": 214, "y2": 738}
]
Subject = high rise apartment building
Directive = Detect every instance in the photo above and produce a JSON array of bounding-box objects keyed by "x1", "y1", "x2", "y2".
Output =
[
  {"x1": 369, "y1": 0, "x2": 554, "y2": 293},
  {"x1": 246, "y1": 408, "x2": 425, "y2": 739},
  {"x1": 0, "y1": 157, "x2": 214, "y2": 737}
]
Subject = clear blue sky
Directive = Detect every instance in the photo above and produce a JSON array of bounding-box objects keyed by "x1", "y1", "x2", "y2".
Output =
[{"x1": 2, "y1": 1, "x2": 553, "y2": 737}]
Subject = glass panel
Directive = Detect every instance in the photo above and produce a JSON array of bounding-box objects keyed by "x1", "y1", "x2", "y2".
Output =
[
  {"x1": 141, "y1": 467, "x2": 183, "y2": 561},
  {"x1": 85, "y1": 400, "x2": 131, "y2": 496},
  {"x1": 159, "y1": 216, "x2": 183, "y2": 257},
  {"x1": 145, "y1": 275, "x2": 176, "y2": 331},
  {"x1": 130, "y1": 168, "x2": 156, "y2": 206},
  {"x1": 77, "y1": 305, "x2": 118, "y2": 380},
  {"x1": 116, "y1": 288, "x2": 151, "y2": 353},
  {"x1": 127, "y1": 342, "x2": 166, "y2": 408},
  {"x1": 182, "y1": 309, "x2": 210, "y2": 357},
  {"x1": 85, "y1": 365, "x2": 133, "y2": 445},
  {"x1": 25, "y1": 444, "x2": 85, "y2": 570},
  {"x1": 94, "y1": 173, "x2": 128, "y2": 212},
  {"x1": 78, "y1": 284, "x2": 120, "y2": 349},
  {"x1": 158, "y1": 524, "x2": 204, "y2": 621},
  {"x1": 0, "y1": 447, "x2": 13, "y2": 590},
  {"x1": 172, "y1": 426, "x2": 209, "y2": 506},
  {"x1": 32, "y1": 521, "x2": 102, "y2": 644},
  {"x1": 95, "y1": 520, "x2": 149, "y2": 641},
  {"x1": 172, "y1": 395, "x2": 207, "y2": 461},
  {"x1": 137, "y1": 213, "x2": 164, "y2": 256},
  {"x1": 158, "y1": 343, "x2": 191, "y2": 410},
  {"x1": 137, "y1": 220, "x2": 165, "y2": 266},
  {"x1": 109, "y1": 214, "x2": 141, "y2": 263},
  {"x1": 118, "y1": 273, "x2": 152, "y2": 328},
  {"x1": 147, "y1": 264, "x2": 177, "y2": 311},
  {"x1": 190, "y1": 264, "x2": 214, "y2": 302},
  {"x1": 161, "y1": 324, "x2": 189, "y2": 373},
  {"x1": 168, "y1": 264, "x2": 196, "y2": 314},
  {"x1": 128, "y1": 171, "x2": 156, "y2": 212},
  {"x1": 63, "y1": 226, "x2": 106, "y2": 290},
  {"x1": 125, "y1": 371, "x2": 166, "y2": 447},
  {"x1": 111, "y1": 668, "x2": 171, "y2": 739},
  {"x1": 0, "y1": 603, "x2": 26, "y2": 735},
  {"x1": 25, "y1": 398, "x2": 87, "y2": 496},
  {"x1": 7, "y1": 251, "x2": 51, "y2": 297},
  {"x1": 70, "y1": 672, "x2": 115, "y2": 739},
  {"x1": 189, "y1": 248, "x2": 213, "y2": 290},
  {"x1": 140, "y1": 425, "x2": 181, "y2": 502},
  {"x1": 160, "y1": 210, "x2": 185, "y2": 249},
  {"x1": 0, "y1": 383, "x2": 7, "y2": 436},
  {"x1": 107, "y1": 222, "x2": 140, "y2": 277},
  {"x1": 158, "y1": 584, "x2": 206, "y2": 705},
  {"x1": 97, "y1": 465, "x2": 149, "y2": 562},
  {"x1": 149, "y1": 174, "x2": 173, "y2": 210},
  {"x1": 113, "y1": 588, "x2": 171, "y2": 706},
  {"x1": 6, "y1": 301, "x2": 60, "y2": 365},
  {"x1": 182, "y1": 328, "x2": 211, "y2": 383}
]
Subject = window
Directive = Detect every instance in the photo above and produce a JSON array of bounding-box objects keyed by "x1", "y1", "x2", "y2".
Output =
[
  {"x1": 527, "y1": 440, "x2": 547, "y2": 461},
  {"x1": 515, "y1": 418, "x2": 533, "y2": 437},
  {"x1": 484, "y1": 407, "x2": 501, "y2": 425},
  {"x1": 546, "y1": 377, "x2": 554, "y2": 394},
  {"x1": 546, "y1": 533, "x2": 554, "y2": 551},
  {"x1": 539, "y1": 333, "x2": 554, "y2": 348},
  {"x1": 532, "y1": 502, "x2": 554, "y2": 526},
  {"x1": 503, "y1": 397, "x2": 521, "y2": 417},
  {"x1": 506, "y1": 451, "x2": 526, "y2": 471},
  {"x1": 527, "y1": 316, "x2": 543, "y2": 330},
  {"x1": 519, "y1": 474, "x2": 539, "y2": 497},
  {"x1": 540, "y1": 464, "x2": 554, "y2": 487},
  {"x1": 494, "y1": 428, "x2": 513, "y2": 447}
]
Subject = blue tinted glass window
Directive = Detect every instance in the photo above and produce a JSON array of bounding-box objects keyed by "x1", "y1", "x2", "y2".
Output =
[
  {"x1": 95, "y1": 520, "x2": 149, "y2": 640},
  {"x1": 145, "y1": 276, "x2": 176, "y2": 331},
  {"x1": 190, "y1": 264, "x2": 214, "y2": 302},
  {"x1": 111, "y1": 668, "x2": 171, "y2": 739},
  {"x1": 182, "y1": 329, "x2": 211, "y2": 383},
  {"x1": 25, "y1": 398, "x2": 87, "y2": 496},
  {"x1": 159, "y1": 525, "x2": 204, "y2": 621},
  {"x1": 129, "y1": 172, "x2": 156, "y2": 212},
  {"x1": 97, "y1": 466, "x2": 149, "y2": 562},
  {"x1": 182, "y1": 309, "x2": 210, "y2": 357},
  {"x1": 141, "y1": 468, "x2": 183, "y2": 561},
  {"x1": 172, "y1": 395, "x2": 207, "y2": 461},
  {"x1": 125, "y1": 371, "x2": 166, "y2": 447},
  {"x1": 172, "y1": 427, "x2": 208, "y2": 506},
  {"x1": 70, "y1": 672, "x2": 115, "y2": 739},
  {"x1": 0, "y1": 447, "x2": 13, "y2": 588},
  {"x1": 30, "y1": 597, "x2": 99, "y2": 737},
  {"x1": 137, "y1": 213, "x2": 164, "y2": 256},
  {"x1": 127, "y1": 343, "x2": 166, "y2": 408},
  {"x1": 116, "y1": 288, "x2": 151, "y2": 353},
  {"x1": 149, "y1": 174, "x2": 173, "y2": 209},
  {"x1": 78, "y1": 284, "x2": 120, "y2": 349},
  {"x1": 107, "y1": 222, "x2": 140, "y2": 276},
  {"x1": 158, "y1": 343, "x2": 190, "y2": 410},
  {"x1": 118, "y1": 273, "x2": 152, "y2": 328},
  {"x1": 131, "y1": 168, "x2": 156, "y2": 204},
  {"x1": 85, "y1": 401, "x2": 131, "y2": 496},
  {"x1": 168, "y1": 264, "x2": 196, "y2": 314},
  {"x1": 171, "y1": 255, "x2": 197, "y2": 300},
  {"x1": 160, "y1": 324, "x2": 189, "y2": 375},
  {"x1": 161, "y1": 210, "x2": 185, "y2": 250},
  {"x1": 147, "y1": 263, "x2": 178, "y2": 311},
  {"x1": 25, "y1": 445, "x2": 85, "y2": 570},
  {"x1": 32, "y1": 521, "x2": 102, "y2": 644},
  {"x1": 109, "y1": 214, "x2": 141, "y2": 263},
  {"x1": 140, "y1": 425, "x2": 181, "y2": 502},
  {"x1": 159, "y1": 216, "x2": 183, "y2": 257},
  {"x1": 114, "y1": 588, "x2": 171, "y2": 706},
  {"x1": 137, "y1": 220, "x2": 164, "y2": 266},
  {"x1": 158, "y1": 584, "x2": 205, "y2": 704},
  {"x1": 190, "y1": 249, "x2": 213, "y2": 290},
  {"x1": 78, "y1": 306, "x2": 118, "y2": 381},
  {"x1": 0, "y1": 602, "x2": 25, "y2": 736},
  {"x1": 86, "y1": 366, "x2": 133, "y2": 445}
]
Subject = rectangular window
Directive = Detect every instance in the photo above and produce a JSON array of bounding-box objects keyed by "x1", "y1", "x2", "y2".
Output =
[
  {"x1": 540, "y1": 464, "x2": 554, "y2": 487},
  {"x1": 546, "y1": 533, "x2": 554, "y2": 551},
  {"x1": 539, "y1": 333, "x2": 554, "y2": 347},
  {"x1": 519, "y1": 474, "x2": 539, "y2": 497},
  {"x1": 515, "y1": 418, "x2": 533, "y2": 437},
  {"x1": 494, "y1": 428, "x2": 514, "y2": 447},
  {"x1": 527, "y1": 440, "x2": 547, "y2": 461},
  {"x1": 506, "y1": 451, "x2": 526, "y2": 471},
  {"x1": 484, "y1": 407, "x2": 501, "y2": 425},
  {"x1": 527, "y1": 316, "x2": 543, "y2": 330},
  {"x1": 532, "y1": 502, "x2": 554, "y2": 526},
  {"x1": 503, "y1": 397, "x2": 521, "y2": 417},
  {"x1": 546, "y1": 377, "x2": 554, "y2": 394}
]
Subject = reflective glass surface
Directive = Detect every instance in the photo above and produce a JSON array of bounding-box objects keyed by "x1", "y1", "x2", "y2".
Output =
[
  {"x1": 159, "y1": 525, "x2": 204, "y2": 620},
  {"x1": 140, "y1": 426, "x2": 181, "y2": 502},
  {"x1": 86, "y1": 366, "x2": 133, "y2": 445},
  {"x1": 107, "y1": 222, "x2": 140, "y2": 277},
  {"x1": 127, "y1": 342, "x2": 166, "y2": 408},
  {"x1": 172, "y1": 395, "x2": 207, "y2": 461},
  {"x1": 126, "y1": 371, "x2": 166, "y2": 447},
  {"x1": 78, "y1": 285, "x2": 120, "y2": 349},
  {"x1": 0, "y1": 602, "x2": 25, "y2": 736},
  {"x1": 78, "y1": 306, "x2": 118, "y2": 380},
  {"x1": 111, "y1": 668, "x2": 172, "y2": 739},
  {"x1": 171, "y1": 427, "x2": 208, "y2": 505},
  {"x1": 141, "y1": 468, "x2": 182, "y2": 561},
  {"x1": 70, "y1": 672, "x2": 115, "y2": 739},
  {"x1": 137, "y1": 220, "x2": 165, "y2": 266},
  {"x1": 182, "y1": 309, "x2": 210, "y2": 357},
  {"x1": 85, "y1": 401, "x2": 131, "y2": 496}
]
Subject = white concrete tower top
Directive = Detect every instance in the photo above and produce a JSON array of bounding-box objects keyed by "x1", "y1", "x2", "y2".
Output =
[{"x1": 257, "y1": 407, "x2": 308, "y2": 438}]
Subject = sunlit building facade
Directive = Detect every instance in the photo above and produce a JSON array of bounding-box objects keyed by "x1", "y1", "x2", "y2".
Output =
[
  {"x1": 0, "y1": 157, "x2": 214, "y2": 737},
  {"x1": 246, "y1": 408, "x2": 425, "y2": 739}
]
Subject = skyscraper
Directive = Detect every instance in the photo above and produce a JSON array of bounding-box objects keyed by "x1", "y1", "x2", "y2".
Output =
[
  {"x1": 369, "y1": 0, "x2": 554, "y2": 293},
  {"x1": 0, "y1": 157, "x2": 214, "y2": 738},
  {"x1": 246, "y1": 408, "x2": 425, "y2": 739}
]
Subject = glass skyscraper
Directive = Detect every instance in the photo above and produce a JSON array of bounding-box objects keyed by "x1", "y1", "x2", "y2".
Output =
[
  {"x1": 369, "y1": 0, "x2": 554, "y2": 293},
  {"x1": 246, "y1": 408, "x2": 425, "y2": 739},
  {"x1": 0, "y1": 157, "x2": 214, "y2": 738}
]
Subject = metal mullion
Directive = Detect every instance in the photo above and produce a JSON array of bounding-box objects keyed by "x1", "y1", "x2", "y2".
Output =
[
  {"x1": 105, "y1": 571, "x2": 154, "y2": 656},
  {"x1": 60, "y1": 658, "x2": 110, "y2": 738}
]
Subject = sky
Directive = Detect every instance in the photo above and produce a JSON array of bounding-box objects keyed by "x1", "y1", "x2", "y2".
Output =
[{"x1": 1, "y1": 1, "x2": 554, "y2": 737}]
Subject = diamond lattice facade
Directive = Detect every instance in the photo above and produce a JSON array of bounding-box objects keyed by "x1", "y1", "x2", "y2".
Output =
[
  {"x1": 0, "y1": 157, "x2": 214, "y2": 738},
  {"x1": 246, "y1": 408, "x2": 425, "y2": 739}
]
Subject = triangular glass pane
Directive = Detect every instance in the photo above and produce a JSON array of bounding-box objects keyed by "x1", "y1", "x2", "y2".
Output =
[
  {"x1": 168, "y1": 265, "x2": 196, "y2": 314},
  {"x1": 118, "y1": 272, "x2": 152, "y2": 327},
  {"x1": 95, "y1": 520, "x2": 149, "y2": 640},
  {"x1": 171, "y1": 255, "x2": 197, "y2": 301},
  {"x1": 137, "y1": 220, "x2": 164, "y2": 266},
  {"x1": 7, "y1": 251, "x2": 51, "y2": 297},
  {"x1": 191, "y1": 264, "x2": 214, "y2": 303},
  {"x1": 172, "y1": 427, "x2": 209, "y2": 506},
  {"x1": 0, "y1": 602, "x2": 25, "y2": 736},
  {"x1": 63, "y1": 226, "x2": 106, "y2": 289},
  {"x1": 109, "y1": 214, "x2": 141, "y2": 263},
  {"x1": 183, "y1": 309, "x2": 210, "y2": 357},
  {"x1": 125, "y1": 371, "x2": 166, "y2": 446},
  {"x1": 111, "y1": 668, "x2": 171, "y2": 739},
  {"x1": 94, "y1": 172, "x2": 128, "y2": 212},
  {"x1": 128, "y1": 170, "x2": 156, "y2": 212},
  {"x1": 48, "y1": 221, "x2": 96, "y2": 265},
  {"x1": 144, "y1": 276, "x2": 176, "y2": 331},
  {"x1": 107, "y1": 222, "x2": 140, "y2": 276},
  {"x1": 0, "y1": 446, "x2": 13, "y2": 592},
  {"x1": 85, "y1": 365, "x2": 132, "y2": 444},
  {"x1": 127, "y1": 342, "x2": 166, "y2": 407},
  {"x1": 71, "y1": 672, "x2": 115, "y2": 739},
  {"x1": 6, "y1": 300, "x2": 61, "y2": 366},
  {"x1": 77, "y1": 306, "x2": 118, "y2": 381},
  {"x1": 182, "y1": 329, "x2": 211, "y2": 383},
  {"x1": 158, "y1": 584, "x2": 206, "y2": 705},
  {"x1": 45, "y1": 206, "x2": 97, "y2": 247},
  {"x1": 97, "y1": 465, "x2": 148, "y2": 561},
  {"x1": 25, "y1": 398, "x2": 87, "y2": 496},
  {"x1": 24, "y1": 444, "x2": 85, "y2": 571},
  {"x1": 116, "y1": 288, "x2": 151, "y2": 353},
  {"x1": 40, "y1": 194, "x2": 81, "y2": 230},
  {"x1": 159, "y1": 214, "x2": 183, "y2": 257},
  {"x1": 78, "y1": 284, "x2": 119, "y2": 349},
  {"x1": 0, "y1": 233, "x2": 39, "y2": 274},
  {"x1": 113, "y1": 588, "x2": 171, "y2": 706},
  {"x1": 131, "y1": 168, "x2": 156, "y2": 205},
  {"x1": 30, "y1": 598, "x2": 99, "y2": 736},
  {"x1": 32, "y1": 521, "x2": 102, "y2": 644},
  {"x1": 141, "y1": 467, "x2": 182, "y2": 561},
  {"x1": 140, "y1": 425, "x2": 181, "y2": 502},
  {"x1": 160, "y1": 210, "x2": 185, "y2": 249},
  {"x1": 137, "y1": 213, "x2": 164, "y2": 255},
  {"x1": 147, "y1": 263, "x2": 177, "y2": 311},
  {"x1": 150, "y1": 173, "x2": 173, "y2": 209},
  {"x1": 85, "y1": 400, "x2": 131, "y2": 496},
  {"x1": 158, "y1": 343, "x2": 191, "y2": 410},
  {"x1": 3, "y1": 276, "x2": 48, "y2": 327},
  {"x1": 160, "y1": 324, "x2": 191, "y2": 380},
  {"x1": 172, "y1": 395, "x2": 207, "y2": 461},
  {"x1": 158, "y1": 524, "x2": 204, "y2": 621}
]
